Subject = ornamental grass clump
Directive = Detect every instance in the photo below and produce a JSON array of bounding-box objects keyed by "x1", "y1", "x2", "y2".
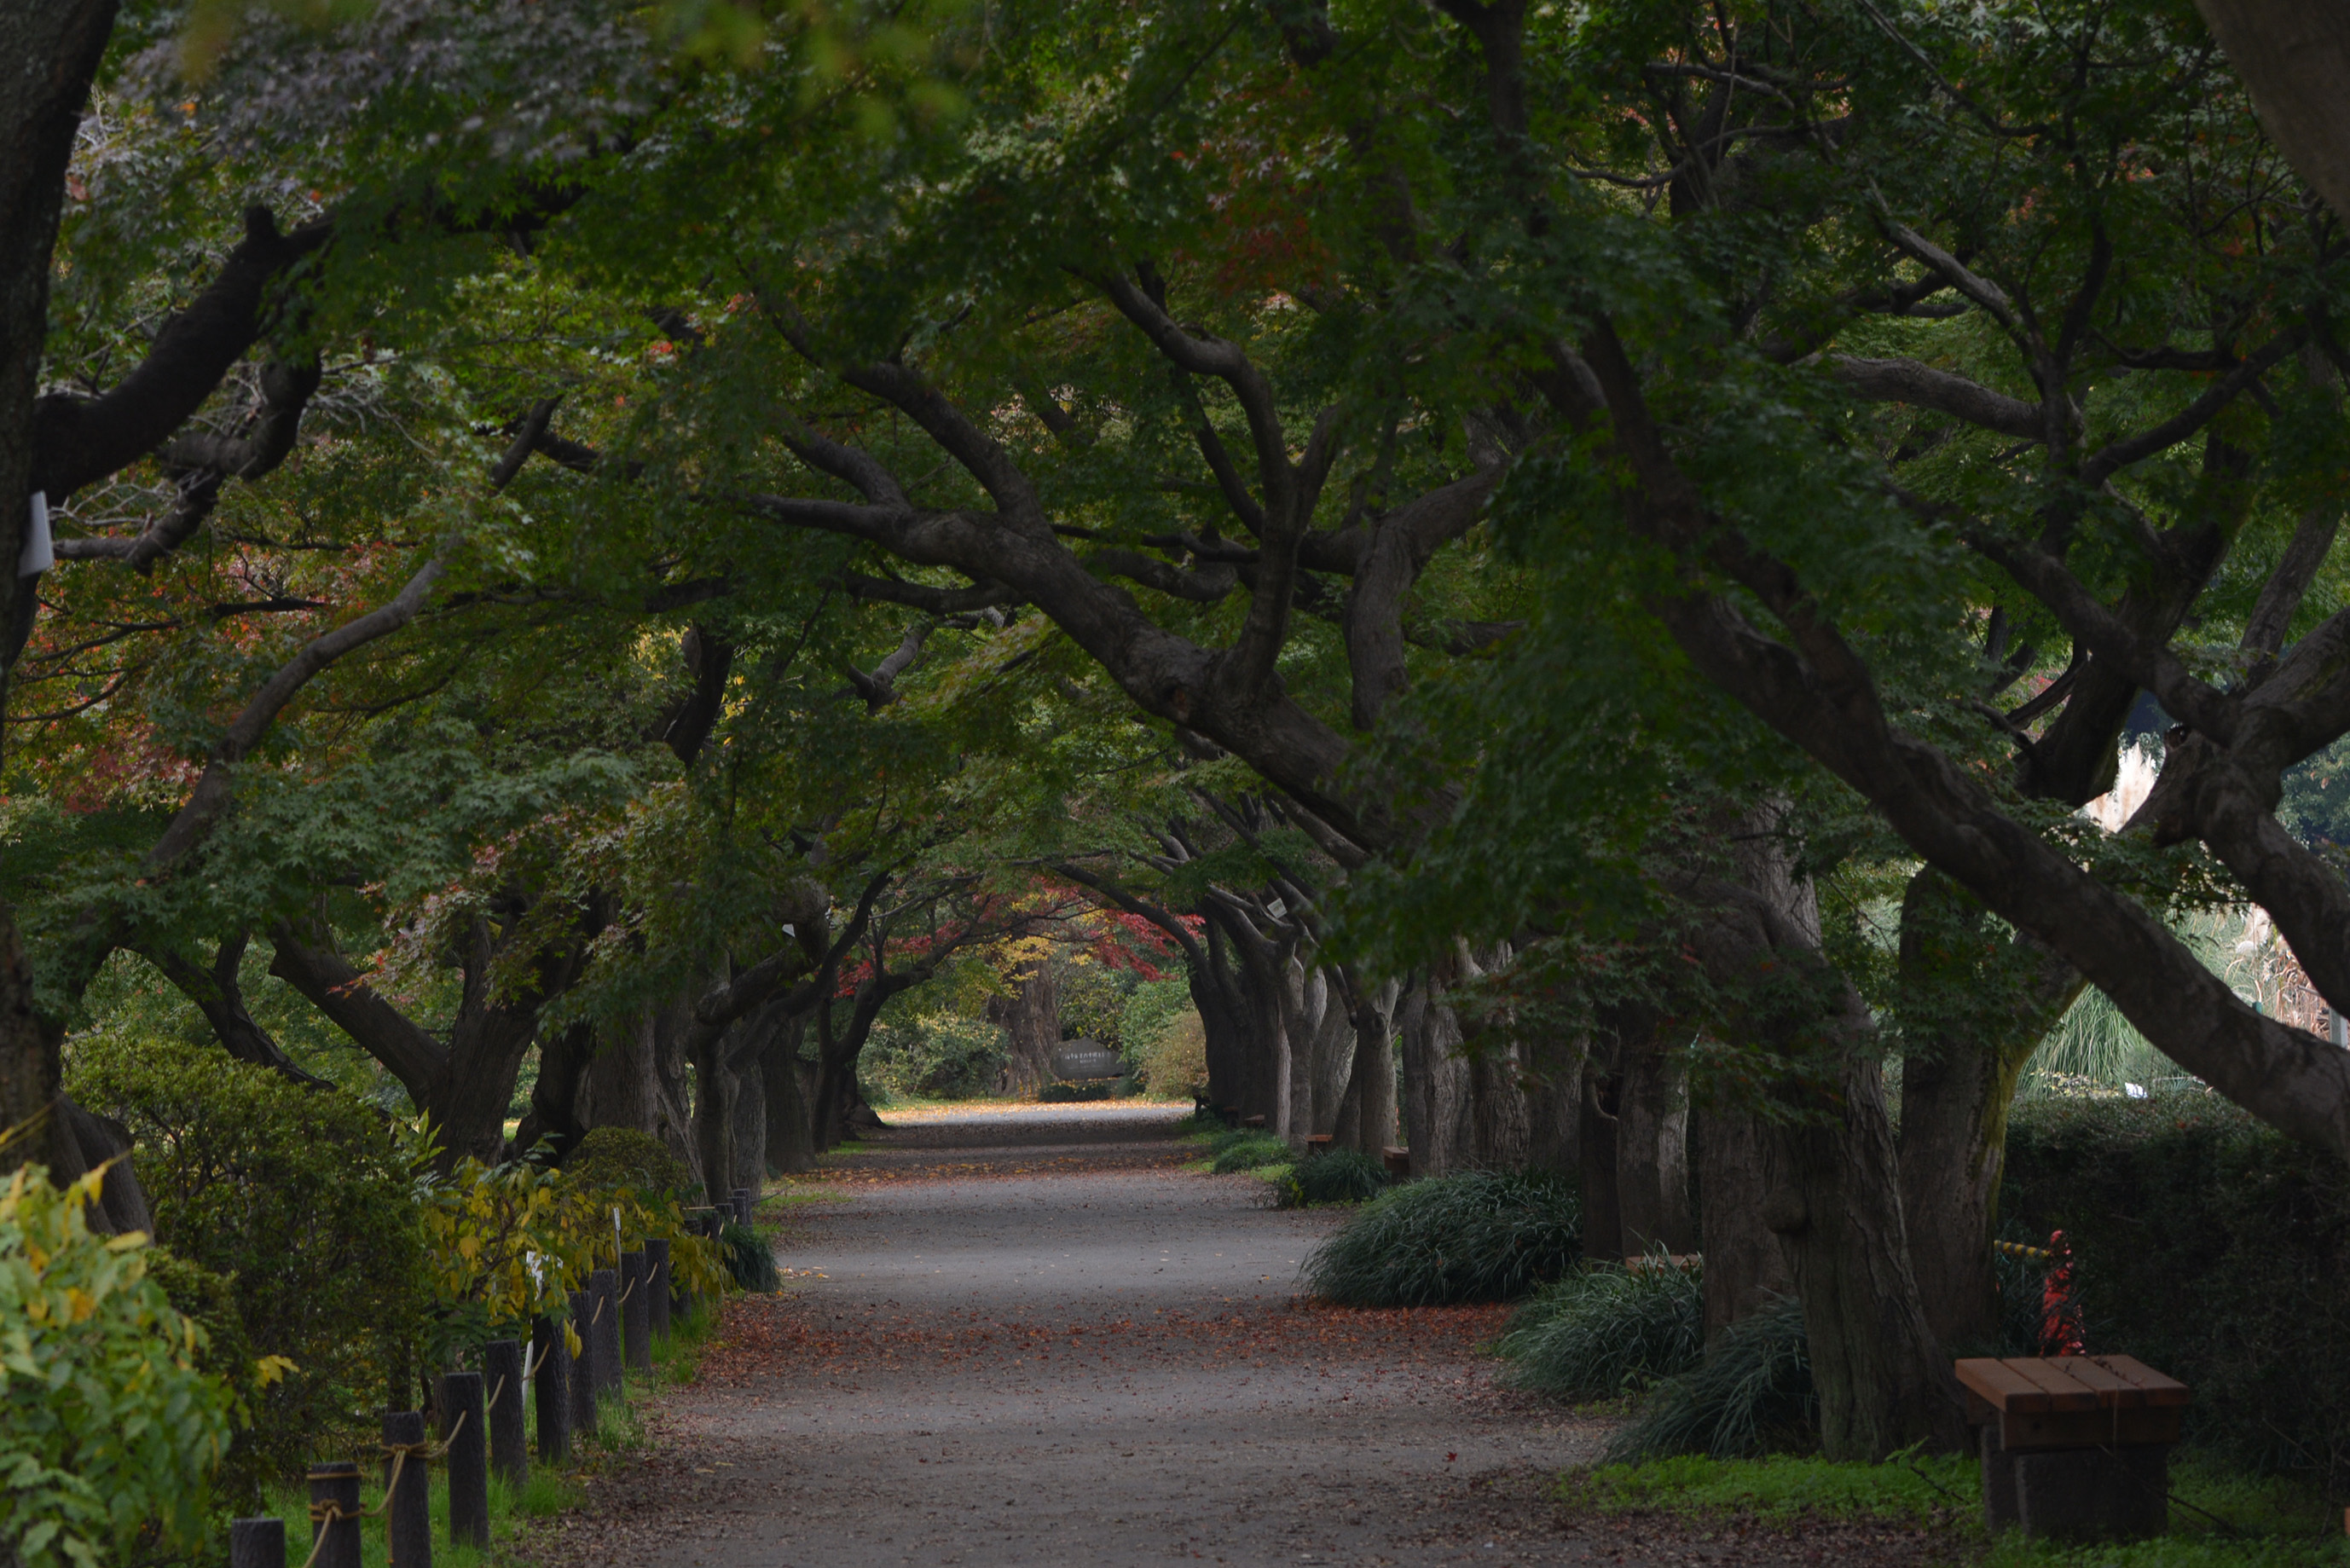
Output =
[
  {"x1": 1208, "y1": 1132, "x2": 1293, "y2": 1173},
  {"x1": 1303, "y1": 1169, "x2": 1581, "y2": 1306},
  {"x1": 1604, "y1": 1293, "x2": 1815, "y2": 1462},
  {"x1": 1498, "y1": 1256, "x2": 1704, "y2": 1400},
  {"x1": 1288, "y1": 1147, "x2": 1390, "y2": 1206}
]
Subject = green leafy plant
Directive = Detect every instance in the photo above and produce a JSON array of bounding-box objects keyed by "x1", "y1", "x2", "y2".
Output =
[
  {"x1": 717, "y1": 1221, "x2": 779, "y2": 1293},
  {"x1": 1, "y1": 1163, "x2": 236, "y2": 1568},
  {"x1": 65, "y1": 1032, "x2": 429, "y2": 1484},
  {"x1": 561, "y1": 1127, "x2": 693, "y2": 1195},
  {"x1": 1284, "y1": 1148, "x2": 1390, "y2": 1206},
  {"x1": 1603, "y1": 1293, "x2": 1815, "y2": 1462},
  {"x1": 1303, "y1": 1170, "x2": 1582, "y2": 1306},
  {"x1": 1208, "y1": 1133, "x2": 1294, "y2": 1173},
  {"x1": 1498, "y1": 1258, "x2": 1704, "y2": 1400}
]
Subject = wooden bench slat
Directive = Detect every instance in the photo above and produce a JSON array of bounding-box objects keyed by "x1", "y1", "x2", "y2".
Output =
[
  {"x1": 1954, "y1": 1357, "x2": 2052, "y2": 1412},
  {"x1": 2046, "y1": 1357, "x2": 2147, "y2": 1408},
  {"x1": 1999, "y1": 1357, "x2": 2103, "y2": 1411},
  {"x1": 2082, "y1": 1354, "x2": 2191, "y2": 1408}
]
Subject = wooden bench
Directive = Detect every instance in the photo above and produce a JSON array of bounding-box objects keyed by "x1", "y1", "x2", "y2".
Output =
[{"x1": 1954, "y1": 1355, "x2": 2190, "y2": 1541}]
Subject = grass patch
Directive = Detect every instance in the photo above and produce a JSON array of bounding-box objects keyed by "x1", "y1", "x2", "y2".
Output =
[
  {"x1": 1560, "y1": 1450, "x2": 1977, "y2": 1527},
  {"x1": 1496, "y1": 1257, "x2": 1703, "y2": 1400},
  {"x1": 1196, "y1": 1129, "x2": 1292, "y2": 1172},
  {"x1": 1561, "y1": 1452, "x2": 2350, "y2": 1566},
  {"x1": 1302, "y1": 1168, "x2": 1581, "y2": 1305}
]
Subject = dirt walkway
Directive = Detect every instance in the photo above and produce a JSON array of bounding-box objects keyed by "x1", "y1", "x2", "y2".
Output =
[{"x1": 538, "y1": 1106, "x2": 1960, "y2": 1567}]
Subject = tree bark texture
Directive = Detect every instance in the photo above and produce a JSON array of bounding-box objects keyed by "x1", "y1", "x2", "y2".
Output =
[
  {"x1": 2190, "y1": 1, "x2": 2350, "y2": 224},
  {"x1": 1893, "y1": 871, "x2": 2085, "y2": 1348},
  {"x1": 988, "y1": 962, "x2": 1061, "y2": 1097},
  {"x1": 1578, "y1": 1058, "x2": 1624, "y2": 1262},
  {"x1": 1397, "y1": 978, "x2": 1470, "y2": 1176},
  {"x1": 761, "y1": 1011, "x2": 816, "y2": 1174},
  {"x1": 1613, "y1": 1014, "x2": 1695, "y2": 1256},
  {"x1": 1696, "y1": 1101, "x2": 1793, "y2": 1342}
]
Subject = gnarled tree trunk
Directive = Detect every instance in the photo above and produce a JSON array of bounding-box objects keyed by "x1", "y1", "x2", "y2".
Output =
[{"x1": 988, "y1": 962, "x2": 1061, "y2": 1098}]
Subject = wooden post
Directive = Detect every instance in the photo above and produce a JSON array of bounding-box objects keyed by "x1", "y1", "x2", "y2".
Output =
[
  {"x1": 732, "y1": 1186, "x2": 754, "y2": 1225},
  {"x1": 382, "y1": 1411, "x2": 431, "y2": 1568},
  {"x1": 565, "y1": 1289, "x2": 598, "y2": 1440},
  {"x1": 440, "y1": 1370, "x2": 489, "y2": 1547},
  {"x1": 229, "y1": 1517, "x2": 283, "y2": 1568},
  {"x1": 306, "y1": 1462, "x2": 362, "y2": 1568},
  {"x1": 482, "y1": 1338, "x2": 526, "y2": 1484},
  {"x1": 620, "y1": 1249, "x2": 651, "y2": 1374},
  {"x1": 530, "y1": 1315, "x2": 569, "y2": 1463},
  {"x1": 589, "y1": 1266, "x2": 622, "y2": 1393},
  {"x1": 646, "y1": 1238, "x2": 672, "y2": 1340}
]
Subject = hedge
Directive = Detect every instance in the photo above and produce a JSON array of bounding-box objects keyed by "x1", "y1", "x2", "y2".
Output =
[{"x1": 2002, "y1": 1094, "x2": 2350, "y2": 1496}]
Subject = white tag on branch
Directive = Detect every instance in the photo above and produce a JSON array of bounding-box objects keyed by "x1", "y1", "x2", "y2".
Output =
[{"x1": 19, "y1": 491, "x2": 52, "y2": 577}]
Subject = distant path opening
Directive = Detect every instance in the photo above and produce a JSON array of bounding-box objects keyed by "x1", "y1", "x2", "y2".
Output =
[{"x1": 535, "y1": 1107, "x2": 1938, "y2": 1566}]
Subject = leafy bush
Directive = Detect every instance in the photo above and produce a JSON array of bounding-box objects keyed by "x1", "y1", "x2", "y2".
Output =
[
  {"x1": 1, "y1": 1164, "x2": 236, "y2": 1568},
  {"x1": 1210, "y1": 1132, "x2": 1294, "y2": 1173},
  {"x1": 1120, "y1": 980, "x2": 1195, "y2": 1073},
  {"x1": 1287, "y1": 1148, "x2": 1390, "y2": 1206},
  {"x1": 860, "y1": 1011, "x2": 1007, "y2": 1102},
  {"x1": 1138, "y1": 1009, "x2": 1208, "y2": 1097},
  {"x1": 1603, "y1": 1293, "x2": 1814, "y2": 1462},
  {"x1": 66, "y1": 1032, "x2": 428, "y2": 1484},
  {"x1": 1303, "y1": 1169, "x2": 1582, "y2": 1306},
  {"x1": 718, "y1": 1220, "x2": 779, "y2": 1293},
  {"x1": 1499, "y1": 1258, "x2": 1704, "y2": 1400},
  {"x1": 562, "y1": 1125, "x2": 692, "y2": 1195},
  {"x1": 2003, "y1": 1094, "x2": 2350, "y2": 1493}
]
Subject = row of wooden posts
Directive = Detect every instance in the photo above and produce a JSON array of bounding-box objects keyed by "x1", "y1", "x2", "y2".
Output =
[{"x1": 223, "y1": 1189, "x2": 758, "y2": 1568}]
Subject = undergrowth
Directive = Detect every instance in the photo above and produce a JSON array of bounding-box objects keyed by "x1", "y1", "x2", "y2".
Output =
[
  {"x1": 1603, "y1": 1292, "x2": 1814, "y2": 1461},
  {"x1": 1283, "y1": 1147, "x2": 1390, "y2": 1206},
  {"x1": 1303, "y1": 1168, "x2": 1581, "y2": 1305},
  {"x1": 1560, "y1": 1450, "x2": 2350, "y2": 1566},
  {"x1": 1497, "y1": 1257, "x2": 1703, "y2": 1399}
]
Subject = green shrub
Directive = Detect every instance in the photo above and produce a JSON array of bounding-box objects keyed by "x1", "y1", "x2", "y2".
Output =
[
  {"x1": 1288, "y1": 1148, "x2": 1390, "y2": 1206},
  {"x1": 860, "y1": 1010, "x2": 1007, "y2": 1101},
  {"x1": 563, "y1": 1125, "x2": 692, "y2": 1195},
  {"x1": 1210, "y1": 1133, "x2": 1294, "y2": 1173},
  {"x1": 1, "y1": 1164, "x2": 236, "y2": 1568},
  {"x1": 2003, "y1": 1094, "x2": 2350, "y2": 1494},
  {"x1": 1499, "y1": 1258, "x2": 1704, "y2": 1400},
  {"x1": 718, "y1": 1220, "x2": 779, "y2": 1293},
  {"x1": 1303, "y1": 1169, "x2": 1582, "y2": 1305},
  {"x1": 65, "y1": 1032, "x2": 429, "y2": 1484},
  {"x1": 1604, "y1": 1293, "x2": 1814, "y2": 1462}
]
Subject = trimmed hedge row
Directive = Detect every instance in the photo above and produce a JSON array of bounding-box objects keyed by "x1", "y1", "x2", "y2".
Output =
[{"x1": 2003, "y1": 1095, "x2": 2350, "y2": 1494}]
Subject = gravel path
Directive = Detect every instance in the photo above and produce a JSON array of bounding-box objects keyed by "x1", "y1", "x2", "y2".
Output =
[{"x1": 538, "y1": 1106, "x2": 1964, "y2": 1567}]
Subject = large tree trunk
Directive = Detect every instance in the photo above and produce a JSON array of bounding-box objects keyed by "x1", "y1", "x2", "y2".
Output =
[
  {"x1": 2190, "y1": 2, "x2": 2350, "y2": 223},
  {"x1": 1522, "y1": 1031, "x2": 1582, "y2": 1175},
  {"x1": 1614, "y1": 1015, "x2": 1694, "y2": 1255},
  {"x1": 1893, "y1": 870, "x2": 2085, "y2": 1347},
  {"x1": 762, "y1": 1010, "x2": 817, "y2": 1174},
  {"x1": 1681, "y1": 858, "x2": 1965, "y2": 1460},
  {"x1": 0, "y1": 3, "x2": 117, "y2": 1172},
  {"x1": 1189, "y1": 926, "x2": 1251, "y2": 1112},
  {"x1": 989, "y1": 962, "x2": 1060, "y2": 1098},
  {"x1": 1578, "y1": 1054, "x2": 1624, "y2": 1261},
  {"x1": 1396, "y1": 977, "x2": 1470, "y2": 1175},
  {"x1": 1696, "y1": 1099, "x2": 1793, "y2": 1340},
  {"x1": 514, "y1": 1021, "x2": 594, "y2": 1164},
  {"x1": 1332, "y1": 972, "x2": 1398, "y2": 1154}
]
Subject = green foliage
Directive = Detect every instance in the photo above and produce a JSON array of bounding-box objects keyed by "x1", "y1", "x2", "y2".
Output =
[
  {"x1": 1037, "y1": 1079, "x2": 1129, "y2": 1102},
  {"x1": 1603, "y1": 1294, "x2": 1815, "y2": 1463},
  {"x1": 1302, "y1": 1170, "x2": 1582, "y2": 1307},
  {"x1": 861, "y1": 1011, "x2": 1007, "y2": 1103},
  {"x1": 1057, "y1": 963, "x2": 1137, "y2": 1051},
  {"x1": 0, "y1": 1164, "x2": 236, "y2": 1568},
  {"x1": 1284, "y1": 1148, "x2": 1390, "y2": 1207},
  {"x1": 1560, "y1": 1450, "x2": 1974, "y2": 1528},
  {"x1": 717, "y1": 1221, "x2": 779, "y2": 1294},
  {"x1": 1206, "y1": 1132, "x2": 1293, "y2": 1174},
  {"x1": 562, "y1": 1127, "x2": 692, "y2": 1195},
  {"x1": 1497, "y1": 1258, "x2": 1704, "y2": 1402},
  {"x1": 1116, "y1": 978, "x2": 1194, "y2": 1071},
  {"x1": 1136, "y1": 1009, "x2": 1207, "y2": 1098},
  {"x1": 64, "y1": 1032, "x2": 429, "y2": 1484},
  {"x1": 2004, "y1": 1096, "x2": 2350, "y2": 1494}
]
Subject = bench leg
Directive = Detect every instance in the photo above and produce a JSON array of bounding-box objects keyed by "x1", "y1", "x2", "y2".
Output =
[
  {"x1": 1980, "y1": 1426, "x2": 2019, "y2": 1533},
  {"x1": 2013, "y1": 1444, "x2": 2170, "y2": 1541}
]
